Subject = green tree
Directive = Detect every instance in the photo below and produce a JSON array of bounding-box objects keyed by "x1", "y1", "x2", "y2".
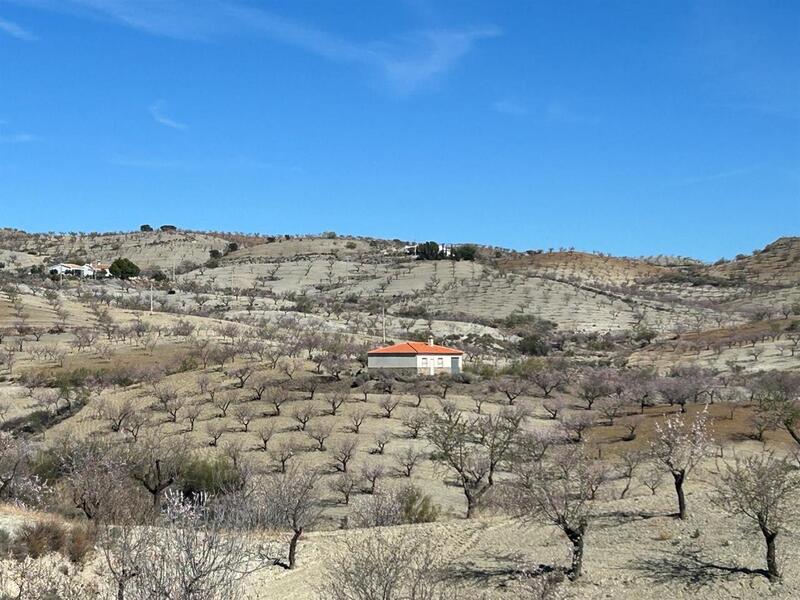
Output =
[
  {"x1": 109, "y1": 258, "x2": 140, "y2": 279},
  {"x1": 416, "y1": 241, "x2": 443, "y2": 260},
  {"x1": 452, "y1": 244, "x2": 478, "y2": 261}
]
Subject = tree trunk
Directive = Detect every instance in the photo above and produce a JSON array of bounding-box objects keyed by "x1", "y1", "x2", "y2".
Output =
[
  {"x1": 763, "y1": 528, "x2": 780, "y2": 580},
  {"x1": 566, "y1": 527, "x2": 585, "y2": 579},
  {"x1": 288, "y1": 528, "x2": 303, "y2": 569},
  {"x1": 784, "y1": 421, "x2": 800, "y2": 447},
  {"x1": 672, "y1": 471, "x2": 687, "y2": 519},
  {"x1": 465, "y1": 494, "x2": 477, "y2": 519},
  {"x1": 620, "y1": 477, "x2": 632, "y2": 499}
]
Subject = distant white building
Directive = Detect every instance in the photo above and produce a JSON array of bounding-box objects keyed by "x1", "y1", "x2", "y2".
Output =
[
  {"x1": 49, "y1": 262, "x2": 111, "y2": 278},
  {"x1": 368, "y1": 339, "x2": 463, "y2": 376},
  {"x1": 404, "y1": 243, "x2": 453, "y2": 257}
]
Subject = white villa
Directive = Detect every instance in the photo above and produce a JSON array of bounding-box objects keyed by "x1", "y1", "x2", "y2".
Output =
[
  {"x1": 49, "y1": 262, "x2": 111, "y2": 278},
  {"x1": 367, "y1": 339, "x2": 464, "y2": 375}
]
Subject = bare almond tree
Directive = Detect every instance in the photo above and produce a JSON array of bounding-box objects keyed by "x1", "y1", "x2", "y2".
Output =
[
  {"x1": 206, "y1": 421, "x2": 226, "y2": 447},
  {"x1": 372, "y1": 430, "x2": 391, "y2": 455},
  {"x1": 307, "y1": 421, "x2": 335, "y2": 451},
  {"x1": 507, "y1": 448, "x2": 596, "y2": 579},
  {"x1": 426, "y1": 405, "x2": 524, "y2": 518},
  {"x1": 559, "y1": 411, "x2": 596, "y2": 442},
  {"x1": 347, "y1": 407, "x2": 368, "y2": 434},
  {"x1": 270, "y1": 440, "x2": 297, "y2": 473},
  {"x1": 255, "y1": 422, "x2": 276, "y2": 451},
  {"x1": 716, "y1": 452, "x2": 800, "y2": 580},
  {"x1": 267, "y1": 387, "x2": 290, "y2": 416},
  {"x1": 330, "y1": 471, "x2": 360, "y2": 505},
  {"x1": 231, "y1": 404, "x2": 255, "y2": 432},
  {"x1": 128, "y1": 433, "x2": 188, "y2": 510},
  {"x1": 292, "y1": 405, "x2": 317, "y2": 431},
  {"x1": 325, "y1": 389, "x2": 349, "y2": 416},
  {"x1": 359, "y1": 461, "x2": 384, "y2": 494},
  {"x1": 641, "y1": 463, "x2": 665, "y2": 495},
  {"x1": 183, "y1": 402, "x2": 203, "y2": 432},
  {"x1": 331, "y1": 437, "x2": 359, "y2": 473},
  {"x1": 542, "y1": 397, "x2": 566, "y2": 420},
  {"x1": 378, "y1": 395, "x2": 401, "y2": 419},
  {"x1": 394, "y1": 446, "x2": 424, "y2": 477},
  {"x1": 259, "y1": 466, "x2": 323, "y2": 569},
  {"x1": 490, "y1": 375, "x2": 529, "y2": 405},
  {"x1": 318, "y1": 530, "x2": 460, "y2": 600},
  {"x1": 213, "y1": 392, "x2": 237, "y2": 418},
  {"x1": 617, "y1": 450, "x2": 646, "y2": 499}
]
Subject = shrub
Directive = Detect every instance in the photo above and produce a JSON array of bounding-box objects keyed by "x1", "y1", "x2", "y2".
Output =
[
  {"x1": 140, "y1": 224, "x2": 153, "y2": 232},
  {"x1": 179, "y1": 456, "x2": 244, "y2": 498},
  {"x1": 12, "y1": 521, "x2": 68, "y2": 559},
  {"x1": 518, "y1": 334, "x2": 550, "y2": 356},
  {"x1": 399, "y1": 486, "x2": 439, "y2": 523},
  {"x1": 349, "y1": 484, "x2": 438, "y2": 528},
  {"x1": 65, "y1": 524, "x2": 96, "y2": 564}
]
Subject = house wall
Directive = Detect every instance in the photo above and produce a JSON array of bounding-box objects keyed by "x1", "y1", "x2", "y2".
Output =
[
  {"x1": 369, "y1": 354, "x2": 462, "y2": 375},
  {"x1": 368, "y1": 355, "x2": 418, "y2": 370},
  {"x1": 417, "y1": 354, "x2": 462, "y2": 375}
]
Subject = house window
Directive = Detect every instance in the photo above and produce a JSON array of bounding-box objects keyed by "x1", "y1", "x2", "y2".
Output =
[
  {"x1": 437, "y1": 357, "x2": 443, "y2": 367},
  {"x1": 421, "y1": 358, "x2": 428, "y2": 367}
]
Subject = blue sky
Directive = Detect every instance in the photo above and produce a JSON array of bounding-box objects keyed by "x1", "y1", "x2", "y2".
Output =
[{"x1": 0, "y1": 1, "x2": 797, "y2": 261}]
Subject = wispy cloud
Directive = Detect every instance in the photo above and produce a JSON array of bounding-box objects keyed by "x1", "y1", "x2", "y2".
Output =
[
  {"x1": 545, "y1": 101, "x2": 596, "y2": 124},
  {"x1": 675, "y1": 165, "x2": 760, "y2": 187},
  {"x1": 148, "y1": 100, "x2": 187, "y2": 131},
  {"x1": 107, "y1": 156, "x2": 188, "y2": 169},
  {"x1": 107, "y1": 154, "x2": 302, "y2": 173},
  {"x1": 0, "y1": 133, "x2": 39, "y2": 143},
  {"x1": 9, "y1": 0, "x2": 499, "y2": 93},
  {"x1": 0, "y1": 16, "x2": 37, "y2": 41},
  {"x1": 0, "y1": 122, "x2": 39, "y2": 143},
  {"x1": 492, "y1": 99, "x2": 527, "y2": 116}
]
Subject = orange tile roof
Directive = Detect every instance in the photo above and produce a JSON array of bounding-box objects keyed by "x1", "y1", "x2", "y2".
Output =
[{"x1": 368, "y1": 341, "x2": 463, "y2": 356}]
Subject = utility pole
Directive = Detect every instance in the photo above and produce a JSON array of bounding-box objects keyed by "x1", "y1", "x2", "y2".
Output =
[{"x1": 382, "y1": 298, "x2": 386, "y2": 343}]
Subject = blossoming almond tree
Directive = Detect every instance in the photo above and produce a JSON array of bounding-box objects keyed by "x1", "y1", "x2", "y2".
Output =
[{"x1": 650, "y1": 407, "x2": 714, "y2": 519}]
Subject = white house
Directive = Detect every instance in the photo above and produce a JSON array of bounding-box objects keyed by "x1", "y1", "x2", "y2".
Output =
[
  {"x1": 367, "y1": 339, "x2": 464, "y2": 375},
  {"x1": 49, "y1": 262, "x2": 111, "y2": 278},
  {"x1": 403, "y1": 243, "x2": 453, "y2": 257},
  {"x1": 84, "y1": 262, "x2": 112, "y2": 278},
  {"x1": 49, "y1": 263, "x2": 85, "y2": 277}
]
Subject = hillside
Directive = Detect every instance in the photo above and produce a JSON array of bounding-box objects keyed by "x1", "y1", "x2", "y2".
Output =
[{"x1": 0, "y1": 229, "x2": 798, "y2": 600}]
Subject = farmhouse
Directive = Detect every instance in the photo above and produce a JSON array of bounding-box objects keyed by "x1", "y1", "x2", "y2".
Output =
[
  {"x1": 48, "y1": 263, "x2": 86, "y2": 277},
  {"x1": 368, "y1": 339, "x2": 464, "y2": 375},
  {"x1": 48, "y1": 262, "x2": 111, "y2": 278}
]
